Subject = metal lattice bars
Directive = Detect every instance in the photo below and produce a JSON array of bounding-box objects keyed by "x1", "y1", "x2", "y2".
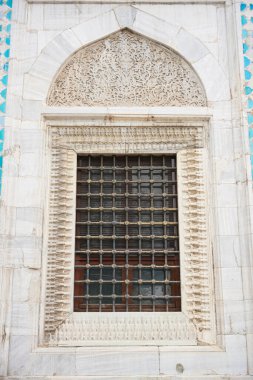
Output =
[{"x1": 74, "y1": 155, "x2": 181, "y2": 312}]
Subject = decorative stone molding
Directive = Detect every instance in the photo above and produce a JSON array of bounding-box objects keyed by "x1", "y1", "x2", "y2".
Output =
[
  {"x1": 51, "y1": 125, "x2": 204, "y2": 153},
  {"x1": 48, "y1": 30, "x2": 207, "y2": 107},
  {"x1": 42, "y1": 121, "x2": 215, "y2": 347},
  {"x1": 178, "y1": 148, "x2": 215, "y2": 344},
  {"x1": 50, "y1": 313, "x2": 197, "y2": 346},
  {"x1": 44, "y1": 147, "x2": 76, "y2": 335}
]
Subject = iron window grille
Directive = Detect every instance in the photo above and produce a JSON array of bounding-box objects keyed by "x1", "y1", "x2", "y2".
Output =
[{"x1": 74, "y1": 155, "x2": 181, "y2": 312}]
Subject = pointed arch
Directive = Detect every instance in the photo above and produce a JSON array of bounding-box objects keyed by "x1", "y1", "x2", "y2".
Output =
[
  {"x1": 47, "y1": 29, "x2": 207, "y2": 107},
  {"x1": 23, "y1": 7, "x2": 230, "y2": 104}
]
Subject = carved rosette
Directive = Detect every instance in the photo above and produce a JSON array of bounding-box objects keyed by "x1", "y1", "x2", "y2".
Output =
[{"x1": 48, "y1": 30, "x2": 207, "y2": 107}]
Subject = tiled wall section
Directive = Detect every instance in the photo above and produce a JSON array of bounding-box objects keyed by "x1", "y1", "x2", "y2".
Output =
[
  {"x1": 0, "y1": 0, "x2": 12, "y2": 195},
  {"x1": 241, "y1": 2, "x2": 253, "y2": 178}
]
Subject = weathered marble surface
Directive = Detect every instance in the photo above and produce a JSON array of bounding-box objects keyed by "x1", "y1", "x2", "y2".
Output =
[{"x1": 0, "y1": 0, "x2": 252, "y2": 378}]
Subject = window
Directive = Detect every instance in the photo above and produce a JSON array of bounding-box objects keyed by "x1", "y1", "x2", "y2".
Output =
[
  {"x1": 74, "y1": 155, "x2": 181, "y2": 312},
  {"x1": 43, "y1": 123, "x2": 214, "y2": 346}
]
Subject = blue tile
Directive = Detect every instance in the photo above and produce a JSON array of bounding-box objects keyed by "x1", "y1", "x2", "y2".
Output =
[
  {"x1": 244, "y1": 56, "x2": 251, "y2": 67},
  {"x1": 0, "y1": 128, "x2": 5, "y2": 139},
  {"x1": 0, "y1": 102, "x2": 6, "y2": 113},
  {"x1": 1, "y1": 75, "x2": 8, "y2": 86},
  {"x1": 6, "y1": 10, "x2": 11, "y2": 20},
  {"x1": 1, "y1": 88, "x2": 7, "y2": 99},
  {"x1": 4, "y1": 49, "x2": 10, "y2": 58},
  {"x1": 248, "y1": 113, "x2": 253, "y2": 125},
  {"x1": 242, "y1": 29, "x2": 248, "y2": 38},
  {"x1": 243, "y1": 43, "x2": 249, "y2": 53},
  {"x1": 5, "y1": 23, "x2": 10, "y2": 33},
  {"x1": 245, "y1": 86, "x2": 253, "y2": 95},
  {"x1": 248, "y1": 98, "x2": 253, "y2": 109},
  {"x1": 242, "y1": 15, "x2": 248, "y2": 25},
  {"x1": 245, "y1": 70, "x2": 252, "y2": 80}
]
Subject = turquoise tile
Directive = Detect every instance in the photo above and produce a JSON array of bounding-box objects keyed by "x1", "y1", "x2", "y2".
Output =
[
  {"x1": 242, "y1": 15, "x2": 248, "y2": 25},
  {"x1": 243, "y1": 43, "x2": 249, "y2": 53},
  {"x1": 245, "y1": 86, "x2": 253, "y2": 95},
  {"x1": 4, "y1": 49, "x2": 9, "y2": 58},
  {"x1": 243, "y1": 29, "x2": 248, "y2": 38},
  {"x1": 248, "y1": 98, "x2": 253, "y2": 109},
  {"x1": 241, "y1": 2, "x2": 253, "y2": 179},
  {"x1": 248, "y1": 113, "x2": 253, "y2": 125},
  {"x1": 249, "y1": 127, "x2": 253, "y2": 138},
  {"x1": 6, "y1": 10, "x2": 11, "y2": 20},
  {"x1": 0, "y1": 0, "x2": 12, "y2": 195},
  {"x1": 1, "y1": 88, "x2": 7, "y2": 99},
  {"x1": 244, "y1": 56, "x2": 251, "y2": 67},
  {"x1": 0, "y1": 102, "x2": 6, "y2": 113},
  {"x1": 1, "y1": 75, "x2": 8, "y2": 86},
  {"x1": 0, "y1": 128, "x2": 5, "y2": 139},
  {"x1": 245, "y1": 70, "x2": 252, "y2": 80}
]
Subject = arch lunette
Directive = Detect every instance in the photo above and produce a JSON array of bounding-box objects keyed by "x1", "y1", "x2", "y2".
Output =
[
  {"x1": 22, "y1": 6, "x2": 230, "y2": 105},
  {"x1": 47, "y1": 29, "x2": 207, "y2": 107}
]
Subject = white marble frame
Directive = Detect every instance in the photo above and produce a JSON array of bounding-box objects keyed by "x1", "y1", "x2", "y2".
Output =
[
  {"x1": 22, "y1": 5, "x2": 230, "y2": 351},
  {"x1": 41, "y1": 114, "x2": 215, "y2": 347}
]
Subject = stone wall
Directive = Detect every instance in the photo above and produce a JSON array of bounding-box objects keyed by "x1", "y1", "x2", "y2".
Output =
[{"x1": 0, "y1": 0, "x2": 252, "y2": 378}]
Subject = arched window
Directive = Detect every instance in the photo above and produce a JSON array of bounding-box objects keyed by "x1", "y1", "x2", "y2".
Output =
[{"x1": 43, "y1": 30, "x2": 214, "y2": 347}]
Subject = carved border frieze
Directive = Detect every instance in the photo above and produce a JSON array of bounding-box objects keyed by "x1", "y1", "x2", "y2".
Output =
[{"x1": 178, "y1": 148, "x2": 215, "y2": 344}]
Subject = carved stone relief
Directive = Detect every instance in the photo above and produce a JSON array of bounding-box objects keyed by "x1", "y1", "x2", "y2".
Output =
[
  {"x1": 178, "y1": 148, "x2": 215, "y2": 344},
  {"x1": 48, "y1": 30, "x2": 207, "y2": 107}
]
